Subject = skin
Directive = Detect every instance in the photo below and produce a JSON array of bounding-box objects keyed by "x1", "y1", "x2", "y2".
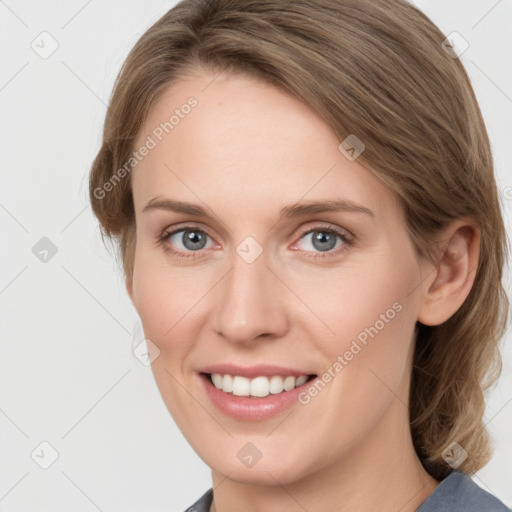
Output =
[{"x1": 127, "y1": 68, "x2": 480, "y2": 512}]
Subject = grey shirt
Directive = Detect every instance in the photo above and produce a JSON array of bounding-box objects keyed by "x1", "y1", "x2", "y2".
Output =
[{"x1": 183, "y1": 470, "x2": 510, "y2": 511}]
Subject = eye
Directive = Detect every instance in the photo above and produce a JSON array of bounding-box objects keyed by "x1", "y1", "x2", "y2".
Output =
[
  {"x1": 292, "y1": 225, "x2": 352, "y2": 258},
  {"x1": 158, "y1": 224, "x2": 353, "y2": 259},
  {"x1": 159, "y1": 226, "x2": 216, "y2": 258}
]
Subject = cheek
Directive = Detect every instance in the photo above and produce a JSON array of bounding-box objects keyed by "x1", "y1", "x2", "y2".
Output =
[
  {"x1": 307, "y1": 251, "x2": 419, "y2": 385},
  {"x1": 131, "y1": 250, "x2": 215, "y2": 353},
  {"x1": 131, "y1": 257, "x2": 207, "y2": 420},
  {"x1": 290, "y1": 260, "x2": 418, "y2": 455}
]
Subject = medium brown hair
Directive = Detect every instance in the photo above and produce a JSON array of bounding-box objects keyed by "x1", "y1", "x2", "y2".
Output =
[{"x1": 89, "y1": 0, "x2": 509, "y2": 481}]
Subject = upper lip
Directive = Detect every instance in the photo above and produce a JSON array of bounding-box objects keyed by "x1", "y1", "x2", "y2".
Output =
[{"x1": 198, "y1": 363, "x2": 316, "y2": 379}]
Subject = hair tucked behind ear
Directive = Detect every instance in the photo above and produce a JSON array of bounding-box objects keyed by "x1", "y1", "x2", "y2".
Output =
[{"x1": 89, "y1": 0, "x2": 509, "y2": 481}]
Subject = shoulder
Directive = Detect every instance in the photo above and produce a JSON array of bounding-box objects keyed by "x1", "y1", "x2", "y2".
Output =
[
  {"x1": 417, "y1": 470, "x2": 510, "y2": 511},
  {"x1": 183, "y1": 488, "x2": 213, "y2": 512}
]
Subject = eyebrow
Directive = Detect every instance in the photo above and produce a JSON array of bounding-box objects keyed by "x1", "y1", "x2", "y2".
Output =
[{"x1": 142, "y1": 197, "x2": 375, "y2": 219}]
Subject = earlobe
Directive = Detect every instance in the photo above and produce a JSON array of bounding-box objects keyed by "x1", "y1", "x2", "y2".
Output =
[{"x1": 417, "y1": 221, "x2": 480, "y2": 326}]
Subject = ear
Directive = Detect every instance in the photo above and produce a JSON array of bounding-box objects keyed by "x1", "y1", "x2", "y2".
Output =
[{"x1": 417, "y1": 219, "x2": 480, "y2": 326}]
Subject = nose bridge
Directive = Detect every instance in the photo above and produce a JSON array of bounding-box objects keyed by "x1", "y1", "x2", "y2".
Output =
[{"x1": 212, "y1": 238, "x2": 287, "y2": 343}]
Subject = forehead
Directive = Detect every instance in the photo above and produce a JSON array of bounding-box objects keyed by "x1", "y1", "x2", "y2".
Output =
[{"x1": 131, "y1": 69, "x2": 399, "y2": 222}]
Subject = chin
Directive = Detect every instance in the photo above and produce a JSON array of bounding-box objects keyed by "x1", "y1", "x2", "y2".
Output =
[
  {"x1": 199, "y1": 441, "x2": 311, "y2": 486},
  {"x1": 213, "y1": 461, "x2": 304, "y2": 486}
]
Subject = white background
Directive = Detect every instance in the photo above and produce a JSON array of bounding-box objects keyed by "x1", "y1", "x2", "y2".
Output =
[{"x1": 0, "y1": 1, "x2": 511, "y2": 511}]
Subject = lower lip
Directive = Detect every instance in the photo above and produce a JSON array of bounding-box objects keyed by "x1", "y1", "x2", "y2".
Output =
[{"x1": 198, "y1": 373, "x2": 317, "y2": 421}]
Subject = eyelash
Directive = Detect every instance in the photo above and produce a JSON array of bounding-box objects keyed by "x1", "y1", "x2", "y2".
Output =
[{"x1": 157, "y1": 224, "x2": 354, "y2": 260}]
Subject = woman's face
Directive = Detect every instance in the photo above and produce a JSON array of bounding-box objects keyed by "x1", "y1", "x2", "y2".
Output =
[{"x1": 128, "y1": 69, "x2": 431, "y2": 485}]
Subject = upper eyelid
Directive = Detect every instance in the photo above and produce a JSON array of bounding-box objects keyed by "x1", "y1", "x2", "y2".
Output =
[{"x1": 297, "y1": 223, "x2": 352, "y2": 237}]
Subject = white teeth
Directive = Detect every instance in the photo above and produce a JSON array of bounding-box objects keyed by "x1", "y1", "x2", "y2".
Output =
[
  {"x1": 210, "y1": 373, "x2": 311, "y2": 398},
  {"x1": 269, "y1": 375, "x2": 284, "y2": 394},
  {"x1": 295, "y1": 375, "x2": 308, "y2": 387},
  {"x1": 211, "y1": 373, "x2": 223, "y2": 388},
  {"x1": 283, "y1": 376, "x2": 295, "y2": 391},
  {"x1": 223, "y1": 374, "x2": 233, "y2": 393},
  {"x1": 232, "y1": 376, "x2": 250, "y2": 396},
  {"x1": 250, "y1": 376, "x2": 269, "y2": 397}
]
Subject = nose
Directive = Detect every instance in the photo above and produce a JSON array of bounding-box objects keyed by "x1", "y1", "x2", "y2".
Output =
[{"x1": 211, "y1": 246, "x2": 289, "y2": 345}]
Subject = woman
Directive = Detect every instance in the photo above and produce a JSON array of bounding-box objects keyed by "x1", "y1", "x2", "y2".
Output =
[{"x1": 89, "y1": 0, "x2": 510, "y2": 510}]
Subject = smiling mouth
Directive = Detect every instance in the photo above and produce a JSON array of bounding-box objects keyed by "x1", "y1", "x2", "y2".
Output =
[{"x1": 201, "y1": 372, "x2": 317, "y2": 399}]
